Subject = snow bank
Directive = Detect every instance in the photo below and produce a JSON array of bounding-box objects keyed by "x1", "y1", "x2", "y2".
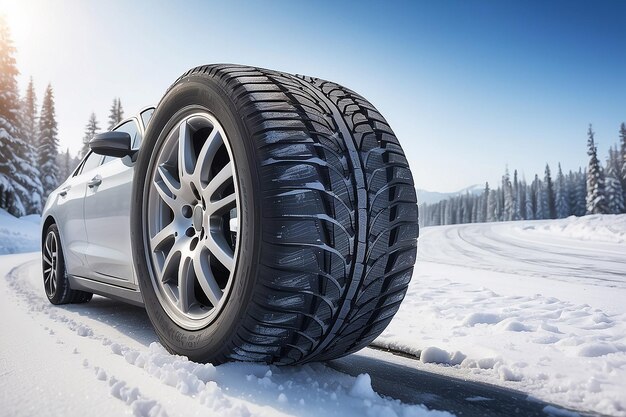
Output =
[
  {"x1": 1, "y1": 256, "x2": 453, "y2": 417},
  {"x1": 376, "y1": 217, "x2": 626, "y2": 416},
  {"x1": 0, "y1": 208, "x2": 40, "y2": 254},
  {"x1": 517, "y1": 214, "x2": 626, "y2": 244}
]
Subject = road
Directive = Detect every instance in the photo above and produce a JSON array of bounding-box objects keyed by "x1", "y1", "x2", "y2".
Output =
[{"x1": 0, "y1": 253, "x2": 599, "y2": 417}]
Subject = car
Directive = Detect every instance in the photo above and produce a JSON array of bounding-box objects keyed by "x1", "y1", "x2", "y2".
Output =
[{"x1": 41, "y1": 64, "x2": 419, "y2": 365}]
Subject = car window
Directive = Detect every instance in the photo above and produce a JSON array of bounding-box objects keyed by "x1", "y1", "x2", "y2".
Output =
[
  {"x1": 102, "y1": 120, "x2": 140, "y2": 164},
  {"x1": 140, "y1": 108, "x2": 154, "y2": 132},
  {"x1": 80, "y1": 152, "x2": 103, "y2": 174}
]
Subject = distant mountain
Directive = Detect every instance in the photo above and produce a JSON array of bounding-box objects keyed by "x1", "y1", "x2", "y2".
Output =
[{"x1": 417, "y1": 185, "x2": 483, "y2": 205}]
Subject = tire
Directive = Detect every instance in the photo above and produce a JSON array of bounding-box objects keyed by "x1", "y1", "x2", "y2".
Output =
[
  {"x1": 131, "y1": 64, "x2": 418, "y2": 364},
  {"x1": 43, "y1": 224, "x2": 93, "y2": 305}
]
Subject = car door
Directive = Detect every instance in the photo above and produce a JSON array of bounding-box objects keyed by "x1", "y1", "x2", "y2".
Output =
[
  {"x1": 83, "y1": 119, "x2": 141, "y2": 285},
  {"x1": 56, "y1": 151, "x2": 103, "y2": 278}
]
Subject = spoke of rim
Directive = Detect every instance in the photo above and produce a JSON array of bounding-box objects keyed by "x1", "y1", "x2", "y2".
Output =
[
  {"x1": 192, "y1": 247, "x2": 222, "y2": 305},
  {"x1": 204, "y1": 162, "x2": 233, "y2": 201},
  {"x1": 178, "y1": 122, "x2": 195, "y2": 183},
  {"x1": 204, "y1": 232, "x2": 234, "y2": 271},
  {"x1": 155, "y1": 166, "x2": 179, "y2": 209},
  {"x1": 49, "y1": 272, "x2": 54, "y2": 294},
  {"x1": 192, "y1": 128, "x2": 221, "y2": 188},
  {"x1": 178, "y1": 254, "x2": 195, "y2": 313},
  {"x1": 45, "y1": 240, "x2": 51, "y2": 257},
  {"x1": 159, "y1": 238, "x2": 187, "y2": 282},
  {"x1": 207, "y1": 192, "x2": 236, "y2": 216},
  {"x1": 44, "y1": 267, "x2": 51, "y2": 275},
  {"x1": 151, "y1": 222, "x2": 176, "y2": 251}
]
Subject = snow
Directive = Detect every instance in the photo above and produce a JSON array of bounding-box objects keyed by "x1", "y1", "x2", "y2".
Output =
[
  {"x1": 0, "y1": 208, "x2": 39, "y2": 254},
  {"x1": 520, "y1": 214, "x2": 626, "y2": 244},
  {"x1": 0, "y1": 251, "x2": 451, "y2": 416},
  {"x1": 375, "y1": 215, "x2": 626, "y2": 416},
  {"x1": 1, "y1": 208, "x2": 625, "y2": 416}
]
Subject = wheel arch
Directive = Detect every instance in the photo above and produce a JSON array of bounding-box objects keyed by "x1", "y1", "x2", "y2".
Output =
[{"x1": 41, "y1": 215, "x2": 57, "y2": 247}]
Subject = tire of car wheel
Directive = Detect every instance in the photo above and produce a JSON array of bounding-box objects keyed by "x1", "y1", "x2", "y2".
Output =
[
  {"x1": 131, "y1": 64, "x2": 419, "y2": 365},
  {"x1": 43, "y1": 224, "x2": 93, "y2": 305}
]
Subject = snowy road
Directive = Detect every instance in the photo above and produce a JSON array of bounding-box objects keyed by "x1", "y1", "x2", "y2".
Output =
[
  {"x1": 0, "y1": 253, "x2": 591, "y2": 417},
  {"x1": 2, "y1": 215, "x2": 625, "y2": 416},
  {"x1": 1, "y1": 254, "x2": 457, "y2": 417},
  {"x1": 376, "y1": 216, "x2": 626, "y2": 417},
  {"x1": 420, "y1": 219, "x2": 626, "y2": 295}
]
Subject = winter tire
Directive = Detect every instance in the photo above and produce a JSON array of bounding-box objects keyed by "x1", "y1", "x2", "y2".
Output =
[
  {"x1": 43, "y1": 224, "x2": 93, "y2": 305},
  {"x1": 131, "y1": 64, "x2": 418, "y2": 364}
]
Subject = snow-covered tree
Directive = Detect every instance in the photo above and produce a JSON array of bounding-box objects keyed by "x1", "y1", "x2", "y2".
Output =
[
  {"x1": 479, "y1": 182, "x2": 489, "y2": 223},
  {"x1": 502, "y1": 169, "x2": 513, "y2": 221},
  {"x1": 585, "y1": 125, "x2": 609, "y2": 214},
  {"x1": 533, "y1": 175, "x2": 546, "y2": 219},
  {"x1": 487, "y1": 187, "x2": 497, "y2": 222},
  {"x1": 82, "y1": 112, "x2": 100, "y2": 157},
  {"x1": 524, "y1": 183, "x2": 534, "y2": 220},
  {"x1": 619, "y1": 123, "x2": 626, "y2": 201},
  {"x1": 38, "y1": 84, "x2": 59, "y2": 205},
  {"x1": 512, "y1": 170, "x2": 522, "y2": 220},
  {"x1": 544, "y1": 164, "x2": 556, "y2": 219},
  {"x1": 555, "y1": 163, "x2": 569, "y2": 218},
  {"x1": 16, "y1": 77, "x2": 43, "y2": 214},
  {"x1": 107, "y1": 98, "x2": 124, "y2": 130},
  {"x1": 574, "y1": 168, "x2": 587, "y2": 216},
  {"x1": 0, "y1": 17, "x2": 26, "y2": 216},
  {"x1": 605, "y1": 146, "x2": 625, "y2": 214}
]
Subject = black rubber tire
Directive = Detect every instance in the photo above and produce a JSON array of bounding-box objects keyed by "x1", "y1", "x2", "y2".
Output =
[
  {"x1": 43, "y1": 224, "x2": 93, "y2": 305},
  {"x1": 131, "y1": 64, "x2": 418, "y2": 365}
]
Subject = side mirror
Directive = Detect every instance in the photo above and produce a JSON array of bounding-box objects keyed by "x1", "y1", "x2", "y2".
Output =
[{"x1": 90, "y1": 131, "x2": 136, "y2": 158}]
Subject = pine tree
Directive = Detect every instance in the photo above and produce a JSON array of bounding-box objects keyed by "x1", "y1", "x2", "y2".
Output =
[
  {"x1": 496, "y1": 187, "x2": 504, "y2": 221},
  {"x1": 533, "y1": 175, "x2": 546, "y2": 219},
  {"x1": 586, "y1": 125, "x2": 609, "y2": 214},
  {"x1": 555, "y1": 163, "x2": 569, "y2": 218},
  {"x1": 575, "y1": 168, "x2": 587, "y2": 216},
  {"x1": 38, "y1": 84, "x2": 59, "y2": 205},
  {"x1": 480, "y1": 182, "x2": 489, "y2": 223},
  {"x1": 512, "y1": 170, "x2": 522, "y2": 220},
  {"x1": 21, "y1": 77, "x2": 37, "y2": 146},
  {"x1": 544, "y1": 164, "x2": 556, "y2": 219},
  {"x1": 519, "y1": 180, "x2": 527, "y2": 219},
  {"x1": 619, "y1": 123, "x2": 626, "y2": 206},
  {"x1": 502, "y1": 169, "x2": 513, "y2": 221},
  {"x1": 16, "y1": 77, "x2": 43, "y2": 214},
  {"x1": 0, "y1": 16, "x2": 26, "y2": 216},
  {"x1": 486, "y1": 188, "x2": 496, "y2": 223},
  {"x1": 82, "y1": 112, "x2": 100, "y2": 157},
  {"x1": 107, "y1": 98, "x2": 124, "y2": 130},
  {"x1": 605, "y1": 146, "x2": 625, "y2": 214},
  {"x1": 524, "y1": 183, "x2": 534, "y2": 220}
]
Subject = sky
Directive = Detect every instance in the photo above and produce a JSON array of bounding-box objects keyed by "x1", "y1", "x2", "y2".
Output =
[{"x1": 0, "y1": 0, "x2": 624, "y2": 192}]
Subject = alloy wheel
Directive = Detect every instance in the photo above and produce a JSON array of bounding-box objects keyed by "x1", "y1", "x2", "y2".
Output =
[
  {"x1": 43, "y1": 231, "x2": 58, "y2": 296},
  {"x1": 145, "y1": 112, "x2": 240, "y2": 330}
]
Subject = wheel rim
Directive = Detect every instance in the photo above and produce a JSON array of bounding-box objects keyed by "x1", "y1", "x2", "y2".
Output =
[
  {"x1": 43, "y1": 231, "x2": 58, "y2": 296},
  {"x1": 145, "y1": 112, "x2": 240, "y2": 330}
]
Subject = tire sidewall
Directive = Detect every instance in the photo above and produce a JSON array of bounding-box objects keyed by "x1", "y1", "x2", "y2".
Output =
[
  {"x1": 131, "y1": 76, "x2": 261, "y2": 361},
  {"x1": 44, "y1": 224, "x2": 68, "y2": 304}
]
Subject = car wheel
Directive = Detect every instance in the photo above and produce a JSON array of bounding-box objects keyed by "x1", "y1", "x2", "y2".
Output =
[
  {"x1": 43, "y1": 224, "x2": 93, "y2": 305},
  {"x1": 131, "y1": 64, "x2": 418, "y2": 364}
]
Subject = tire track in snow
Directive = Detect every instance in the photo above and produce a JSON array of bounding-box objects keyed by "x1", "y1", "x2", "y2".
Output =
[{"x1": 3, "y1": 257, "x2": 455, "y2": 417}]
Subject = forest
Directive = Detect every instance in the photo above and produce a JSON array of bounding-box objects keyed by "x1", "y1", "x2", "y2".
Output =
[
  {"x1": 420, "y1": 125, "x2": 626, "y2": 227},
  {"x1": 0, "y1": 17, "x2": 123, "y2": 216}
]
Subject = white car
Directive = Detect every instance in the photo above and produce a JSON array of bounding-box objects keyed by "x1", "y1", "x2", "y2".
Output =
[{"x1": 41, "y1": 64, "x2": 419, "y2": 364}]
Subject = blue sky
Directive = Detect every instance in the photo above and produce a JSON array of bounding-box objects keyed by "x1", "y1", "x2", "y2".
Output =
[{"x1": 1, "y1": 0, "x2": 625, "y2": 191}]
